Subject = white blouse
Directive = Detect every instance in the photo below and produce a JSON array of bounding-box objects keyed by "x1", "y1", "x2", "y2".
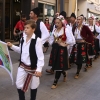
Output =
[
  {"x1": 49, "y1": 27, "x2": 74, "y2": 46},
  {"x1": 87, "y1": 24, "x2": 100, "y2": 33},
  {"x1": 11, "y1": 33, "x2": 44, "y2": 72},
  {"x1": 74, "y1": 28, "x2": 82, "y2": 39}
]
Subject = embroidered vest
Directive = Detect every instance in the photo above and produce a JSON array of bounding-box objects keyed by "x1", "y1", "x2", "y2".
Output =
[
  {"x1": 34, "y1": 19, "x2": 42, "y2": 38},
  {"x1": 20, "y1": 36, "x2": 38, "y2": 70},
  {"x1": 54, "y1": 28, "x2": 67, "y2": 42}
]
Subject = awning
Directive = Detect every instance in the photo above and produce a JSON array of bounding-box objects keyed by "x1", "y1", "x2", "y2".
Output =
[{"x1": 87, "y1": 8, "x2": 100, "y2": 15}]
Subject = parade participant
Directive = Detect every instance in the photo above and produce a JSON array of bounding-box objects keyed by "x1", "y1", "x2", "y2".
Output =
[
  {"x1": 48, "y1": 15, "x2": 73, "y2": 89},
  {"x1": 66, "y1": 13, "x2": 77, "y2": 68},
  {"x1": 68, "y1": 13, "x2": 77, "y2": 54},
  {"x1": 43, "y1": 18, "x2": 50, "y2": 53},
  {"x1": 69, "y1": 16, "x2": 94, "y2": 79},
  {"x1": 29, "y1": 7, "x2": 50, "y2": 44},
  {"x1": 50, "y1": 12, "x2": 59, "y2": 32},
  {"x1": 46, "y1": 11, "x2": 69, "y2": 74},
  {"x1": 88, "y1": 16, "x2": 100, "y2": 59},
  {"x1": 7, "y1": 20, "x2": 44, "y2": 100},
  {"x1": 69, "y1": 13, "x2": 77, "y2": 33},
  {"x1": 80, "y1": 14, "x2": 87, "y2": 25},
  {"x1": 14, "y1": 14, "x2": 26, "y2": 41}
]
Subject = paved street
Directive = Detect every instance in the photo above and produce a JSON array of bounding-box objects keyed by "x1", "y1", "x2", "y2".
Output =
[{"x1": 0, "y1": 47, "x2": 100, "y2": 100}]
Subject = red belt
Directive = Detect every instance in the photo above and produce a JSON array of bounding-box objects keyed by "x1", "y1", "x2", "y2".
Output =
[{"x1": 20, "y1": 62, "x2": 36, "y2": 92}]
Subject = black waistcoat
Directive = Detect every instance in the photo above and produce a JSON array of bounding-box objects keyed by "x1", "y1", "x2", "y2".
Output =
[
  {"x1": 20, "y1": 36, "x2": 38, "y2": 70},
  {"x1": 93, "y1": 25, "x2": 99, "y2": 36},
  {"x1": 34, "y1": 19, "x2": 41, "y2": 38}
]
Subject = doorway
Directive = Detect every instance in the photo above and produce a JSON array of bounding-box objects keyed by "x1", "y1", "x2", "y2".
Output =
[{"x1": 5, "y1": 0, "x2": 21, "y2": 40}]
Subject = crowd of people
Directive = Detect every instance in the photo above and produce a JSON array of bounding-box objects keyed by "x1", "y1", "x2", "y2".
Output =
[{"x1": 7, "y1": 7, "x2": 100, "y2": 100}]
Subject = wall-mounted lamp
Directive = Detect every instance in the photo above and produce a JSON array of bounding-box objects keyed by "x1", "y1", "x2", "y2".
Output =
[{"x1": 90, "y1": 2, "x2": 94, "y2": 4}]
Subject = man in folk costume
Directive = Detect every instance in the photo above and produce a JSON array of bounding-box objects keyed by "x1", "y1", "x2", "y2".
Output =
[
  {"x1": 69, "y1": 13, "x2": 77, "y2": 34},
  {"x1": 87, "y1": 16, "x2": 100, "y2": 59},
  {"x1": 7, "y1": 20, "x2": 44, "y2": 100},
  {"x1": 67, "y1": 13, "x2": 77, "y2": 56},
  {"x1": 65, "y1": 13, "x2": 77, "y2": 68},
  {"x1": 69, "y1": 16, "x2": 94, "y2": 79},
  {"x1": 48, "y1": 15, "x2": 74, "y2": 89},
  {"x1": 29, "y1": 7, "x2": 50, "y2": 44}
]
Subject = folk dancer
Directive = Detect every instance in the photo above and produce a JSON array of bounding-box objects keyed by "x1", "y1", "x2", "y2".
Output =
[
  {"x1": 7, "y1": 20, "x2": 44, "y2": 100},
  {"x1": 48, "y1": 15, "x2": 74, "y2": 89},
  {"x1": 88, "y1": 17, "x2": 100, "y2": 59},
  {"x1": 69, "y1": 16, "x2": 94, "y2": 79},
  {"x1": 29, "y1": 7, "x2": 50, "y2": 44}
]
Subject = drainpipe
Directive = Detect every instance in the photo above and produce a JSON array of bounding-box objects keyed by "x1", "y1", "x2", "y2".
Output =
[{"x1": 60, "y1": 0, "x2": 64, "y2": 12}]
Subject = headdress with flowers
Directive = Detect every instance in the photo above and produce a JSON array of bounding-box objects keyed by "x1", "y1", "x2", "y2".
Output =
[{"x1": 57, "y1": 15, "x2": 67, "y2": 27}]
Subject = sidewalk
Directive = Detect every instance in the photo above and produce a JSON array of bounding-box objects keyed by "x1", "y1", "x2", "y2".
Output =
[{"x1": 0, "y1": 51, "x2": 100, "y2": 100}]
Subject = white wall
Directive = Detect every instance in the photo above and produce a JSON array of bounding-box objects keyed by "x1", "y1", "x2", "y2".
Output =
[
  {"x1": 68, "y1": 0, "x2": 77, "y2": 16},
  {"x1": 77, "y1": 0, "x2": 87, "y2": 17}
]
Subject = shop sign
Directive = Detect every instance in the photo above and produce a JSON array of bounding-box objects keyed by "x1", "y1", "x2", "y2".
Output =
[{"x1": 95, "y1": 6, "x2": 100, "y2": 12}]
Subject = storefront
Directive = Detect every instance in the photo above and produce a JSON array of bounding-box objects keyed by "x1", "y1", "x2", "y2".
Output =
[
  {"x1": 1, "y1": 0, "x2": 22, "y2": 41},
  {"x1": 1, "y1": 0, "x2": 55, "y2": 41},
  {"x1": 38, "y1": 0, "x2": 55, "y2": 23}
]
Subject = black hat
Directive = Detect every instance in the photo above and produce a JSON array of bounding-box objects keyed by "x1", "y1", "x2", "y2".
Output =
[
  {"x1": 80, "y1": 14, "x2": 84, "y2": 18},
  {"x1": 60, "y1": 11, "x2": 67, "y2": 18},
  {"x1": 31, "y1": 7, "x2": 40, "y2": 17},
  {"x1": 70, "y1": 13, "x2": 76, "y2": 19}
]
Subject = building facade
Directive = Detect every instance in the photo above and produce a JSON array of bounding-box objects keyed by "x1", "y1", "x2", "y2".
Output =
[
  {"x1": 57, "y1": 0, "x2": 77, "y2": 17},
  {"x1": 0, "y1": 0, "x2": 56, "y2": 41},
  {"x1": 77, "y1": 0, "x2": 100, "y2": 19}
]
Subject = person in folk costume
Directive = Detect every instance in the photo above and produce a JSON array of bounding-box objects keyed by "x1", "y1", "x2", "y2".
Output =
[
  {"x1": 80, "y1": 14, "x2": 87, "y2": 25},
  {"x1": 50, "y1": 12, "x2": 59, "y2": 32},
  {"x1": 7, "y1": 20, "x2": 44, "y2": 100},
  {"x1": 68, "y1": 13, "x2": 77, "y2": 57},
  {"x1": 97, "y1": 19, "x2": 100, "y2": 48},
  {"x1": 48, "y1": 15, "x2": 74, "y2": 89},
  {"x1": 87, "y1": 16, "x2": 100, "y2": 59},
  {"x1": 65, "y1": 13, "x2": 77, "y2": 69},
  {"x1": 69, "y1": 16, "x2": 94, "y2": 79},
  {"x1": 46, "y1": 11, "x2": 69, "y2": 74},
  {"x1": 29, "y1": 7, "x2": 50, "y2": 44}
]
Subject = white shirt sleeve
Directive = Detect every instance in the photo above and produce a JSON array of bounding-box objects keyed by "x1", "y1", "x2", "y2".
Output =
[
  {"x1": 35, "y1": 37, "x2": 44, "y2": 72},
  {"x1": 95, "y1": 25, "x2": 100, "y2": 34},
  {"x1": 40, "y1": 22, "x2": 50, "y2": 44},
  {"x1": 65, "y1": 28, "x2": 75, "y2": 45},
  {"x1": 66, "y1": 25, "x2": 76, "y2": 45},
  {"x1": 48, "y1": 31, "x2": 54, "y2": 45},
  {"x1": 11, "y1": 44, "x2": 21, "y2": 54}
]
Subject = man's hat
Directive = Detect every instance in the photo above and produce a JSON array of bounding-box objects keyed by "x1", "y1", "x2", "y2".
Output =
[
  {"x1": 31, "y1": 7, "x2": 40, "y2": 17},
  {"x1": 70, "y1": 13, "x2": 76, "y2": 19},
  {"x1": 60, "y1": 11, "x2": 67, "y2": 18}
]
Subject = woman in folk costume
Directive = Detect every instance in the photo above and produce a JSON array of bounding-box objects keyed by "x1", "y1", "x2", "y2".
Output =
[
  {"x1": 48, "y1": 15, "x2": 73, "y2": 89},
  {"x1": 88, "y1": 17, "x2": 100, "y2": 59},
  {"x1": 69, "y1": 16, "x2": 94, "y2": 79}
]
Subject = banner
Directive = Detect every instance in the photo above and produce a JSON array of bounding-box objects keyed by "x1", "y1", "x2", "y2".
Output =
[{"x1": 0, "y1": 41, "x2": 13, "y2": 84}]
